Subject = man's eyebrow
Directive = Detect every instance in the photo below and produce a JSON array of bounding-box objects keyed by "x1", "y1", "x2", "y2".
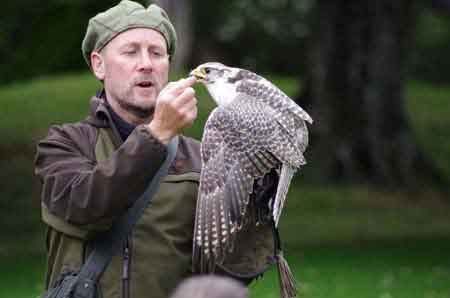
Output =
[
  {"x1": 119, "y1": 42, "x2": 139, "y2": 49},
  {"x1": 119, "y1": 42, "x2": 165, "y2": 51}
]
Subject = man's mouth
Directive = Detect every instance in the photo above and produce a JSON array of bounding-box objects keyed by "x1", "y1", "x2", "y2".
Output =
[{"x1": 136, "y1": 81, "x2": 154, "y2": 88}]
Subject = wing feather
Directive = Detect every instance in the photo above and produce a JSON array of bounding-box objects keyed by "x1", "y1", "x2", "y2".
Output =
[{"x1": 273, "y1": 164, "x2": 296, "y2": 226}]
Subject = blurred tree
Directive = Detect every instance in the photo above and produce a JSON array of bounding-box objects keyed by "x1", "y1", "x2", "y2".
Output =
[
  {"x1": 0, "y1": 0, "x2": 119, "y2": 84},
  {"x1": 298, "y1": 0, "x2": 446, "y2": 187},
  {"x1": 152, "y1": 0, "x2": 193, "y2": 71},
  {"x1": 2, "y1": 1, "x2": 449, "y2": 85},
  {"x1": 0, "y1": 0, "x2": 149, "y2": 85},
  {"x1": 190, "y1": 0, "x2": 311, "y2": 74}
]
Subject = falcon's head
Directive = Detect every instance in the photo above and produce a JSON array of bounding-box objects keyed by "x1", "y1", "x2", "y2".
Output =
[{"x1": 190, "y1": 62, "x2": 241, "y2": 106}]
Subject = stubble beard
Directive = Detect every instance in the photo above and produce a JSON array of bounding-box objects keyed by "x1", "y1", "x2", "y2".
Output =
[{"x1": 115, "y1": 85, "x2": 157, "y2": 121}]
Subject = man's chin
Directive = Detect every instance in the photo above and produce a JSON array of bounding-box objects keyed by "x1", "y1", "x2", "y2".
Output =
[
  {"x1": 135, "y1": 85, "x2": 158, "y2": 97},
  {"x1": 135, "y1": 87, "x2": 158, "y2": 101}
]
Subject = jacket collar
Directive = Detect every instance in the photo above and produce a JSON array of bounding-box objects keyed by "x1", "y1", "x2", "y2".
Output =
[
  {"x1": 85, "y1": 92, "x2": 110, "y2": 127},
  {"x1": 85, "y1": 91, "x2": 123, "y2": 147}
]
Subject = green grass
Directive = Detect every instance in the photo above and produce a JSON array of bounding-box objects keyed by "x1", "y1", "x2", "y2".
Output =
[
  {"x1": 250, "y1": 240, "x2": 450, "y2": 298},
  {"x1": 407, "y1": 81, "x2": 450, "y2": 178},
  {"x1": 279, "y1": 186, "x2": 450, "y2": 248},
  {"x1": 3, "y1": 185, "x2": 450, "y2": 298},
  {"x1": 0, "y1": 254, "x2": 46, "y2": 298},
  {"x1": 0, "y1": 72, "x2": 101, "y2": 144},
  {"x1": 2, "y1": 240, "x2": 450, "y2": 298}
]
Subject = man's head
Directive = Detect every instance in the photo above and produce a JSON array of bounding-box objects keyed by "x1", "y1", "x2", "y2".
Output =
[
  {"x1": 169, "y1": 276, "x2": 248, "y2": 298},
  {"x1": 82, "y1": 0, "x2": 177, "y2": 124}
]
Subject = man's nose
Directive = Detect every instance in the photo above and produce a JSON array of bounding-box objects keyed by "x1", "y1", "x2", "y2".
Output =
[{"x1": 137, "y1": 52, "x2": 154, "y2": 71}]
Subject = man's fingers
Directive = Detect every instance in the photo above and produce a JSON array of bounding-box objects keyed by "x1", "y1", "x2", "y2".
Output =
[
  {"x1": 179, "y1": 96, "x2": 198, "y2": 114},
  {"x1": 164, "y1": 77, "x2": 197, "y2": 95},
  {"x1": 180, "y1": 76, "x2": 197, "y2": 88},
  {"x1": 184, "y1": 105, "x2": 198, "y2": 125},
  {"x1": 173, "y1": 87, "x2": 196, "y2": 107}
]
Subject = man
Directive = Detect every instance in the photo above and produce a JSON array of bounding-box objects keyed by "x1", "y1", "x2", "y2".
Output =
[{"x1": 35, "y1": 1, "x2": 276, "y2": 298}]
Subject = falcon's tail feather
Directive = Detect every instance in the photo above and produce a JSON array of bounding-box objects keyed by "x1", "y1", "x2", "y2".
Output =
[
  {"x1": 277, "y1": 251, "x2": 298, "y2": 298},
  {"x1": 273, "y1": 164, "x2": 296, "y2": 226}
]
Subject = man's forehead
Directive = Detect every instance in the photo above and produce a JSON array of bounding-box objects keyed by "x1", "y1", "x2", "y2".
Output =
[{"x1": 110, "y1": 27, "x2": 168, "y2": 49}]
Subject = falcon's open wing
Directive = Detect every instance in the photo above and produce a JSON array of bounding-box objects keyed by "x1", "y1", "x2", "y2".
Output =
[{"x1": 193, "y1": 95, "x2": 305, "y2": 272}]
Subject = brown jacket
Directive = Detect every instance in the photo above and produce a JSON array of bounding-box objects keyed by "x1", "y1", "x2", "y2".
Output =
[{"x1": 35, "y1": 95, "x2": 202, "y2": 298}]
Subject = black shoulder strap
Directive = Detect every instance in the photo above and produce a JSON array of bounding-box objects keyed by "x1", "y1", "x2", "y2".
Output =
[{"x1": 73, "y1": 136, "x2": 179, "y2": 294}]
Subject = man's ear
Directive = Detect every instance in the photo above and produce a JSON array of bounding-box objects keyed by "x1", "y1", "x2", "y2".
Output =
[{"x1": 91, "y1": 51, "x2": 105, "y2": 80}]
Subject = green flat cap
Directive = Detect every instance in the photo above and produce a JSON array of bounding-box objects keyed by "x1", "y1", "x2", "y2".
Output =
[{"x1": 82, "y1": 0, "x2": 177, "y2": 68}]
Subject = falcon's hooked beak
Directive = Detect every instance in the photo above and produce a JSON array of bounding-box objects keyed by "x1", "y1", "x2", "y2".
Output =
[{"x1": 190, "y1": 67, "x2": 207, "y2": 81}]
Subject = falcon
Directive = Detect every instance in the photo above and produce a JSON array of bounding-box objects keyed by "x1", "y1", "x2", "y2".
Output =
[{"x1": 190, "y1": 62, "x2": 312, "y2": 275}]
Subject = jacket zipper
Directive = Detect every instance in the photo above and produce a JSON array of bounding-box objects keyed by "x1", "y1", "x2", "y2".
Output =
[{"x1": 122, "y1": 238, "x2": 131, "y2": 298}]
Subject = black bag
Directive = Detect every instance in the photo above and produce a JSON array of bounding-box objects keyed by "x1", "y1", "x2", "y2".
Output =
[{"x1": 41, "y1": 272, "x2": 97, "y2": 298}]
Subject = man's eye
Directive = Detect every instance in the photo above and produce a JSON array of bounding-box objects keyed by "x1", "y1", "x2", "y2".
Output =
[{"x1": 124, "y1": 50, "x2": 137, "y2": 55}]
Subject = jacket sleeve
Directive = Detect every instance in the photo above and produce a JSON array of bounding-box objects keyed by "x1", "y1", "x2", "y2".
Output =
[{"x1": 35, "y1": 123, "x2": 167, "y2": 227}]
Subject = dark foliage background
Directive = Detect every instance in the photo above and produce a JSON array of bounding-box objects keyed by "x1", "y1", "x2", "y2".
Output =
[{"x1": 1, "y1": 1, "x2": 449, "y2": 84}]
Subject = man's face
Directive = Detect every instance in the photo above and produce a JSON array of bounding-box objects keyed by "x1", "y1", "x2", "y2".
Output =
[{"x1": 93, "y1": 28, "x2": 170, "y2": 120}]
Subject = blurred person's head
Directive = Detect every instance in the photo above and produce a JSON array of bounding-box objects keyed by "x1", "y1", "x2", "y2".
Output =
[
  {"x1": 170, "y1": 275, "x2": 248, "y2": 298},
  {"x1": 81, "y1": 0, "x2": 177, "y2": 124}
]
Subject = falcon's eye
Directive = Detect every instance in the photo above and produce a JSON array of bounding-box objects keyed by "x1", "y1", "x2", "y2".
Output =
[{"x1": 204, "y1": 67, "x2": 211, "y2": 74}]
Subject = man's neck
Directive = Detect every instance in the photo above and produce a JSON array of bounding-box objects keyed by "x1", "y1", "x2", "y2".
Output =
[
  {"x1": 98, "y1": 89, "x2": 153, "y2": 140},
  {"x1": 107, "y1": 97, "x2": 150, "y2": 126}
]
